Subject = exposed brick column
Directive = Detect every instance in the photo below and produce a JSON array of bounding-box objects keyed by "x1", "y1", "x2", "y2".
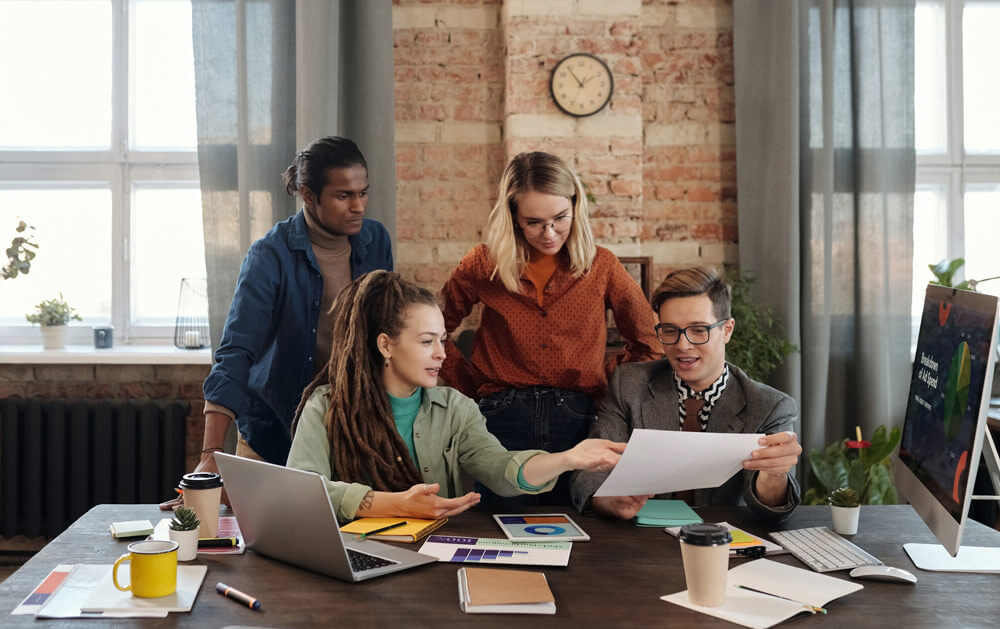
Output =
[
  {"x1": 392, "y1": 2, "x2": 506, "y2": 289},
  {"x1": 641, "y1": 0, "x2": 737, "y2": 279},
  {"x1": 503, "y1": 0, "x2": 645, "y2": 256}
]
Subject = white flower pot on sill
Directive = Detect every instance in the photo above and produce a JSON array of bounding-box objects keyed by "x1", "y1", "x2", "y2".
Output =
[
  {"x1": 830, "y1": 505, "x2": 860, "y2": 535},
  {"x1": 40, "y1": 325, "x2": 68, "y2": 350}
]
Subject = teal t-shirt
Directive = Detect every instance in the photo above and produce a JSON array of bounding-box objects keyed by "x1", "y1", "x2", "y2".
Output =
[{"x1": 388, "y1": 388, "x2": 422, "y2": 465}]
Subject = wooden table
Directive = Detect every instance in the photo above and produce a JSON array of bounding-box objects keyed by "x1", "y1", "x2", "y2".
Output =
[{"x1": 1, "y1": 504, "x2": 999, "y2": 627}]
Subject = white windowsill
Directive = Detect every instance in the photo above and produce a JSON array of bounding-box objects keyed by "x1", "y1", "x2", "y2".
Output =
[{"x1": 0, "y1": 344, "x2": 212, "y2": 365}]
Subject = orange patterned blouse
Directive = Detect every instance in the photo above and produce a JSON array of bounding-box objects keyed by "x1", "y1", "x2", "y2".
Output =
[{"x1": 439, "y1": 244, "x2": 663, "y2": 400}]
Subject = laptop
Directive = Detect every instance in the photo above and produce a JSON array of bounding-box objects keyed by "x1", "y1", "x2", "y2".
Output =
[{"x1": 214, "y1": 452, "x2": 436, "y2": 582}]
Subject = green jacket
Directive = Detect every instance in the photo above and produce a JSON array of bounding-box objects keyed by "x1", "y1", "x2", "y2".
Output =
[{"x1": 286, "y1": 385, "x2": 554, "y2": 522}]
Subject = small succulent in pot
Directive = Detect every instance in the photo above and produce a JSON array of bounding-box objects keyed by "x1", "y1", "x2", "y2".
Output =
[
  {"x1": 828, "y1": 487, "x2": 861, "y2": 508},
  {"x1": 169, "y1": 506, "x2": 200, "y2": 532}
]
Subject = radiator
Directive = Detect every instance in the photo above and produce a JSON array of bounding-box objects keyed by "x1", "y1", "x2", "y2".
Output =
[{"x1": 0, "y1": 397, "x2": 188, "y2": 538}]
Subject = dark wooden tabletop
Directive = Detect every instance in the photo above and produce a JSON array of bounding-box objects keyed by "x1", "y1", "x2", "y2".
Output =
[{"x1": 1, "y1": 504, "x2": 998, "y2": 627}]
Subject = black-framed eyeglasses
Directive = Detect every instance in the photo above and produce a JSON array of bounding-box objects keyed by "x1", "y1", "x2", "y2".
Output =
[
  {"x1": 733, "y1": 545, "x2": 767, "y2": 559},
  {"x1": 518, "y1": 214, "x2": 573, "y2": 236},
  {"x1": 655, "y1": 320, "x2": 727, "y2": 345}
]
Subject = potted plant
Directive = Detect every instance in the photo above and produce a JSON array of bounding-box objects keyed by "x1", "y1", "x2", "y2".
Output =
[
  {"x1": 168, "y1": 506, "x2": 200, "y2": 561},
  {"x1": 804, "y1": 424, "x2": 902, "y2": 506},
  {"x1": 3, "y1": 220, "x2": 37, "y2": 280},
  {"x1": 723, "y1": 266, "x2": 799, "y2": 382},
  {"x1": 828, "y1": 487, "x2": 862, "y2": 535},
  {"x1": 25, "y1": 293, "x2": 81, "y2": 349}
]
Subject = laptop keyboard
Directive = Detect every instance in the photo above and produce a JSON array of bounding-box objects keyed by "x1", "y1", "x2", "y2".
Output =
[
  {"x1": 769, "y1": 526, "x2": 883, "y2": 572},
  {"x1": 347, "y1": 548, "x2": 399, "y2": 572}
]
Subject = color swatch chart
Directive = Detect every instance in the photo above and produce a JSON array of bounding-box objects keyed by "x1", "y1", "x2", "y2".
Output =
[{"x1": 418, "y1": 536, "x2": 572, "y2": 567}]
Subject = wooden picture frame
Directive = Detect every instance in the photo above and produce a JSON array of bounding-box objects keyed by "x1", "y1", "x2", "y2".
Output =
[{"x1": 607, "y1": 256, "x2": 653, "y2": 347}]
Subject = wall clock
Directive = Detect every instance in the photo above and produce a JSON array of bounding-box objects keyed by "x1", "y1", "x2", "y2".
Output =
[{"x1": 549, "y1": 53, "x2": 614, "y2": 117}]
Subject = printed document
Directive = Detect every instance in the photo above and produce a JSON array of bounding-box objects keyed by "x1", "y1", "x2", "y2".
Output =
[{"x1": 594, "y1": 429, "x2": 763, "y2": 497}]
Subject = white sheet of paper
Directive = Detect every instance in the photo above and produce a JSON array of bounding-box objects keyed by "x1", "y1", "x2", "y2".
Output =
[{"x1": 593, "y1": 429, "x2": 763, "y2": 497}]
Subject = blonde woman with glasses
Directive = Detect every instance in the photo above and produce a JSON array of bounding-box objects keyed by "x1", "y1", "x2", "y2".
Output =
[{"x1": 439, "y1": 151, "x2": 662, "y2": 508}]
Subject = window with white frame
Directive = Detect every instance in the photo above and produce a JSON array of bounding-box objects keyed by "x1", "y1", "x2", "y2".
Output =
[
  {"x1": 914, "y1": 0, "x2": 1000, "y2": 347},
  {"x1": 0, "y1": 0, "x2": 205, "y2": 344}
]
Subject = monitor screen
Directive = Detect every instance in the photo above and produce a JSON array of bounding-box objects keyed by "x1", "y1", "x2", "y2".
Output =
[{"x1": 895, "y1": 284, "x2": 999, "y2": 557}]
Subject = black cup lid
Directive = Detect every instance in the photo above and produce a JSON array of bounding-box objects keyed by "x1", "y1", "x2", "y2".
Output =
[
  {"x1": 678, "y1": 523, "x2": 732, "y2": 546},
  {"x1": 179, "y1": 472, "x2": 223, "y2": 489}
]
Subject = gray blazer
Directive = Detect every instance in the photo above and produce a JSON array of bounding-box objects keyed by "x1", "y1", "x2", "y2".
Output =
[{"x1": 570, "y1": 360, "x2": 800, "y2": 523}]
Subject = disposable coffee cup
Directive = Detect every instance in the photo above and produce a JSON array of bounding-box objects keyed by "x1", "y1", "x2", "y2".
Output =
[
  {"x1": 678, "y1": 523, "x2": 732, "y2": 607},
  {"x1": 179, "y1": 472, "x2": 224, "y2": 538}
]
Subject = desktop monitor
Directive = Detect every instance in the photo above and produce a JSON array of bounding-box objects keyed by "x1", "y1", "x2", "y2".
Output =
[{"x1": 894, "y1": 284, "x2": 1000, "y2": 571}]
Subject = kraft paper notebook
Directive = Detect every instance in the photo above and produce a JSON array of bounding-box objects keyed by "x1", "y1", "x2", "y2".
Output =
[{"x1": 457, "y1": 566, "x2": 555, "y2": 615}]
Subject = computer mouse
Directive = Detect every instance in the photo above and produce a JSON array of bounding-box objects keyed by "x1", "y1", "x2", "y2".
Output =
[{"x1": 849, "y1": 565, "x2": 917, "y2": 583}]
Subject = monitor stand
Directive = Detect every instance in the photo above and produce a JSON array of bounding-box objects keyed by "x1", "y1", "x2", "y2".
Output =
[{"x1": 905, "y1": 429, "x2": 1000, "y2": 573}]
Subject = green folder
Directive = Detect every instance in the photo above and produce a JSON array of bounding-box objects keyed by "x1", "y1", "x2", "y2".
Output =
[{"x1": 633, "y1": 500, "x2": 702, "y2": 527}]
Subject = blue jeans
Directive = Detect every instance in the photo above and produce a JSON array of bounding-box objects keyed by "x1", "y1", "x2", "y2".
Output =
[{"x1": 476, "y1": 387, "x2": 596, "y2": 508}]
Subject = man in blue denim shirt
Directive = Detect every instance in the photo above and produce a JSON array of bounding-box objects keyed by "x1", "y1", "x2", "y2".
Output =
[{"x1": 161, "y1": 138, "x2": 392, "y2": 508}]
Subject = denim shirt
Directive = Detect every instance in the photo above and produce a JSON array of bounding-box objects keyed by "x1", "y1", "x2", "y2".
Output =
[
  {"x1": 286, "y1": 385, "x2": 554, "y2": 523},
  {"x1": 203, "y1": 211, "x2": 393, "y2": 464}
]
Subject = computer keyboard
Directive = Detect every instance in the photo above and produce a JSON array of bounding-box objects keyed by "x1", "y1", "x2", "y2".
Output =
[
  {"x1": 769, "y1": 526, "x2": 883, "y2": 572},
  {"x1": 347, "y1": 548, "x2": 398, "y2": 572}
]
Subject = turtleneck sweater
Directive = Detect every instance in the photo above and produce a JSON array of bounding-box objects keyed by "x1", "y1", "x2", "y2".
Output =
[{"x1": 302, "y1": 208, "x2": 352, "y2": 374}]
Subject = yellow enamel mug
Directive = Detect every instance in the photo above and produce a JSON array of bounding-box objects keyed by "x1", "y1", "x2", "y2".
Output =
[{"x1": 112, "y1": 540, "x2": 179, "y2": 598}]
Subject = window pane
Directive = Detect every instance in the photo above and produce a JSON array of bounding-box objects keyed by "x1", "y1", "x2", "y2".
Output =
[
  {"x1": 963, "y1": 3, "x2": 1000, "y2": 154},
  {"x1": 915, "y1": 1, "x2": 947, "y2": 154},
  {"x1": 0, "y1": 1, "x2": 111, "y2": 149},
  {"x1": 131, "y1": 184, "x2": 206, "y2": 323},
  {"x1": 132, "y1": 0, "x2": 198, "y2": 149},
  {"x1": 912, "y1": 183, "x2": 949, "y2": 320},
  {"x1": 964, "y1": 183, "x2": 1000, "y2": 298},
  {"x1": 0, "y1": 187, "x2": 112, "y2": 324}
]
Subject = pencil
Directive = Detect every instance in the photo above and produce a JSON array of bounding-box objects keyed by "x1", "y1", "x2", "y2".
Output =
[
  {"x1": 356, "y1": 520, "x2": 408, "y2": 540},
  {"x1": 735, "y1": 585, "x2": 826, "y2": 614}
]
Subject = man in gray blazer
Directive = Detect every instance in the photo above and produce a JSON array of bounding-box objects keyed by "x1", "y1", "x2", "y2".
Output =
[{"x1": 571, "y1": 267, "x2": 802, "y2": 523}]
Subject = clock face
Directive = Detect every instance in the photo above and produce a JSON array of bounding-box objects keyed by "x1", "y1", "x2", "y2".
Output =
[{"x1": 550, "y1": 53, "x2": 614, "y2": 117}]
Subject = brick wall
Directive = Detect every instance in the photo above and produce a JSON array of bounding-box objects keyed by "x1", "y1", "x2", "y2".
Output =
[
  {"x1": 0, "y1": 364, "x2": 210, "y2": 473},
  {"x1": 392, "y1": 0, "x2": 738, "y2": 291}
]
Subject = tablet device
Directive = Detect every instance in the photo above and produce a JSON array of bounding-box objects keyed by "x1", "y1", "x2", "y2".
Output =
[{"x1": 493, "y1": 514, "x2": 590, "y2": 542}]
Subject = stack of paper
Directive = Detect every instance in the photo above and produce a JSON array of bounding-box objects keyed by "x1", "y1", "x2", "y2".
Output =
[
  {"x1": 341, "y1": 517, "x2": 447, "y2": 543},
  {"x1": 634, "y1": 500, "x2": 702, "y2": 527},
  {"x1": 109, "y1": 520, "x2": 154, "y2": 538},
  {"x1": 662, "y1": 558, "x2": 863, "y2": 629},
  {"x1": 13, "y1": 564, "x2": 207, "y2": 619},
  {"x1": 457, "y1": 567, "x2": 555, "y2": 614}
]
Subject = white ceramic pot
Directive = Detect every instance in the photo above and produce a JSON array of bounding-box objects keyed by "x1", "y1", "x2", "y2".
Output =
[
  {"x1": 168, "y1": 527, "x2": 199, "y2": 561},
  {"x1": 830, "y1": 505, "x2": 860, "y2": 535},
  {"x1": 40, "y1": 325, "x2": 68, "y2": 350}
]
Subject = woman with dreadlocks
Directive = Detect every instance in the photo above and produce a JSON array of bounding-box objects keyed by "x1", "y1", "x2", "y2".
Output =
[{"x1": 286, "y1": 270, "x2": 625, "y2": 522}]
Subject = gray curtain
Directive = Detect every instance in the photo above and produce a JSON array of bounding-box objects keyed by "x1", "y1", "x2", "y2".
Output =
[
  {"x1": 733, "y1": 1, "x2": 915, "y2": 463},
  {"x1": 191, "y1": 0, "x2": 397, "y2": 348}
]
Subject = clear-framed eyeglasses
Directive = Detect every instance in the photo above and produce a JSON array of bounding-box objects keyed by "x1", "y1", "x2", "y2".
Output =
[
  {"x1": 655, "y1": 320, "x2": 728, "y2": 345},
  {"x1": 518, "y1": 214, "x2": 573, "y2": 237}
]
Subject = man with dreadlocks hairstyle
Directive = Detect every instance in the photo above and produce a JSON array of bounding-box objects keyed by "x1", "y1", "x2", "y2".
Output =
[{"x1": 287, "y1": 270, "x2": 626, "y2": 522}]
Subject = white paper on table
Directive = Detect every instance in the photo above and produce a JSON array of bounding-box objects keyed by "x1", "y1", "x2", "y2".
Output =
[
  {"x1": 33, "y1": 565, "x2": 168, "y2": 619},
  {"x1": 593, "y1": 429, "x2": 763, "y2": 497}
]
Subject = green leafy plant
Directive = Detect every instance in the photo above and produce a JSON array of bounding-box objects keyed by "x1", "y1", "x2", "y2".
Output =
[
  {"x1": 805, "y1": 425, "x2": 902, "y2": 505},
  {"x1": 169, "y1": 506, "x2": 200, "y2": 532},
  {"x1": 24, "y1": 293, "x2": 82, "y2": 326},
  {"x1": 724, "y1": 266, "x2": 799, "y2": 382},
  {"x1": 828, "y1": 487, "x2": 861, "y2": 508},
  {"x1": 3, "y1": 220, "x2": 38, "y2": 280},
  {"x1": 928, "y1": 258, "x2": 999, "y2": 292}
]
